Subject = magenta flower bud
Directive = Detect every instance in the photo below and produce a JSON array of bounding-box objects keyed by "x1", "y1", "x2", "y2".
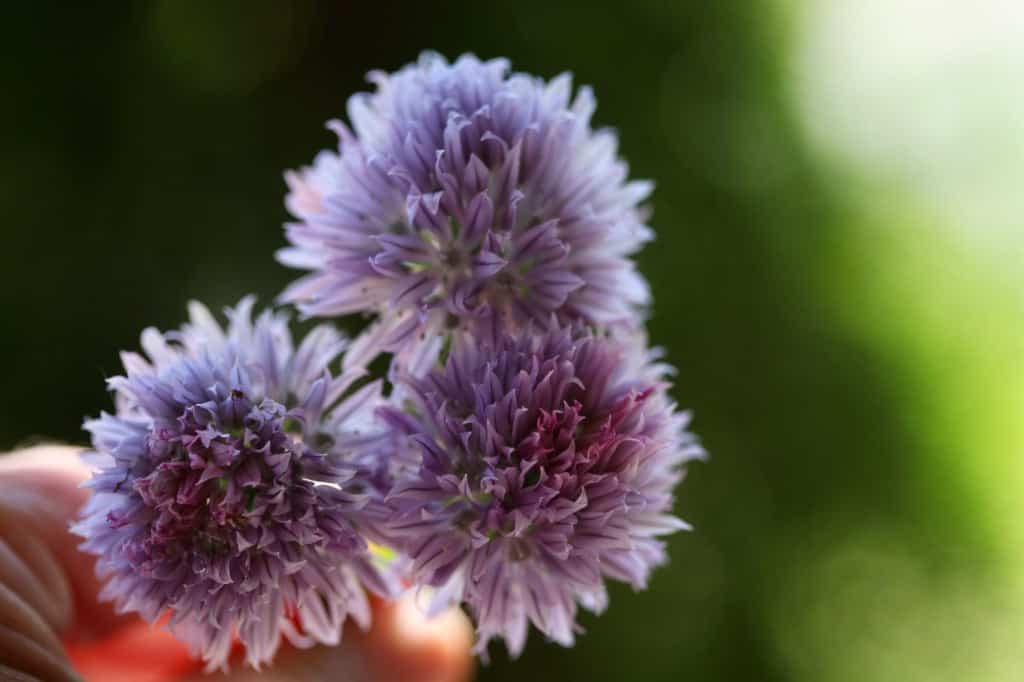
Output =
[
  {"x1": 73, "y1": 298, "x2": 393, "y2": 671},
  {"x1": 380, "y1": 324, "x2": 704, "y2": 658},
  {"x1": 279, "y1": 53, "x2": 653, "y2": 366}
]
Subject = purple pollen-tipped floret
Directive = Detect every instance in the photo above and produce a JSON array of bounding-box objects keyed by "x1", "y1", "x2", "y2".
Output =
[
  {"x1": 73, "y1": 298, "x2": 392, "y2": 671},
  {"x1": 379, "y1": 325, "x2": 704, "y2": 658},
  {"x1": 279, "y1": 52, "x2": 653, "y2": 366}
]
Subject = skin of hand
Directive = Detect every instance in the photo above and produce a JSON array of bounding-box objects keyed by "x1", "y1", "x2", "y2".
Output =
[{"x1": 0, "y1": 445, "x2": 475, "y2": 682}]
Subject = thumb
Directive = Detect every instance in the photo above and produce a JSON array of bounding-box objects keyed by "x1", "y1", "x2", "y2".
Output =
[
  {"x1": 0, "y1": 444, "x2": 123, "y2": 682},
  {"x1": 0, "y1": 445, "x2": 131, "y2": 640},
  {"x1": 0, "y1": 445, "x2": 477, "y2": 682},
  {"x1": 192, "y1": 593, "x2": 475, "y2": 682}
]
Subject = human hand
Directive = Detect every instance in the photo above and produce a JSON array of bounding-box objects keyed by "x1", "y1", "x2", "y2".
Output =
[{"x1": 0, "y1": 445, "x2": 475, "y2": 682}]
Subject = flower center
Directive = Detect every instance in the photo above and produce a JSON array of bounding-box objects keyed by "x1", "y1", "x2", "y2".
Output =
[{"x1": 125, "y1": 393, "x2": 305, "y2": 567}]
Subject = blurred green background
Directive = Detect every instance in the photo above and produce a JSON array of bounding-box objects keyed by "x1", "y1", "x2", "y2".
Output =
[{"x1": 3, "y1": 1, "x2": 1022, "y2": 680}]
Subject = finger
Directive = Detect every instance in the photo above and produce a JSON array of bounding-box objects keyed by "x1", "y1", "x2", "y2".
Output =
[
  {"x1": 0, "y1": 539, "x2": 65, "y2": 636},
  {"x1": 0, "y1": 580, "x2": 68, "y2": 663},
  {"x1": 358, "y1": 593, "x2": 475, "y2": 682},
  {"x1": 0, "y1": 445, "x2": 184, "y2": 681},
  {"x1": 0, "y1": 446, "x2": 96, "y2": 681},
  {"x1": 0, "y1": 624, "x2": 82, "y2": 682},
  {"x1": 0, "y1": 445, "x2": 131, "y2": 641},
  {"x1": 178, "y1": 593, "x2": 475, "y2": 682}
]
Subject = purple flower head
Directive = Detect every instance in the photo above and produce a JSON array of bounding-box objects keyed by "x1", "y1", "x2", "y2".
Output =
[
  {"x1": 73, "y1": 298, "x2": 392, "y2": 671},
  {"x1": 279, "y1": 52, "x2": 653, "y2": 364},
  {"x1": 380, "y1": 324, "x2": 704, "y2": 658}
]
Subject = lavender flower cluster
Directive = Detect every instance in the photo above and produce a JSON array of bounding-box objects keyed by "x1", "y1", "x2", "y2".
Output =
[{"x1": 76, "y1": 52, "x2": 704, "y2": 670}]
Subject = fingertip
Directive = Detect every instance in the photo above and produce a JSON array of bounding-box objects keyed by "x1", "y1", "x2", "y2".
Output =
[
  {"x1": 0, "y1": 444, "x2": 92, "y2": 483},
  {"x1": 363, "y1": 592, "x2": 476, "y2": 682}
]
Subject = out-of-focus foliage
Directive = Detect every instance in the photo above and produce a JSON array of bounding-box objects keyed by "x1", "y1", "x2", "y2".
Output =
[{"x1": 1, "y1": 1, "x2": 1020, "y2": 680}]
